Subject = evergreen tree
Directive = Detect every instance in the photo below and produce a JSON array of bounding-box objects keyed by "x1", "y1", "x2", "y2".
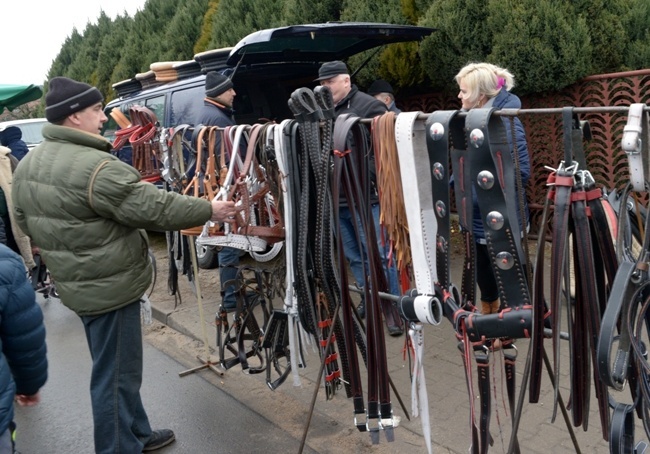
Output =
[
  {"x1": 419, "y1": 0, "x2": 493, "y2": 92},
  {"x1": 209, "y1": 0, "x2": 285, "y2": 49},
  {"x1": 624, "y1": 0, "x2": 650, "y2": 70},
  {"x1": 340, "y1": 0, "x2": 424, "y2": 91},
  {"x1": 195, "y1": 0, "x2": 220, "y2": 54},
  {"x1": 282, "y1": 0, "x2": 342, "y2": 24},
  {"x1": 161, "y1": 0, "x2": 210, "y2": 61},
  {"x1": 66, "y1": 20, "x2": 104, "y2": 85},
  {"x1": 48, "y1": 29, "x2": 84, "y2": 82},
  {"x1": 42, "y1": 0, "x2": 650, "y2": 99},
  {"x1": 572, "y1": 0, "x2": 627, "y2": 74},
  {"x1": 486, "y1": 0, "x2": 591, "y2": 94},
  {"x1": 116, "y1": 0, "x2": 179, "y2": 79},
  {"x1": 98, "y1": 15, "x2": 134, "y2": 101}
]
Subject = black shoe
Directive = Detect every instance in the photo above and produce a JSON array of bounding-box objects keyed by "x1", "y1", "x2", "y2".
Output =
[
  {"x1": 143, "y1": 429, "x2": 175, "y2": 452},
  {"x1": 387, "y1": 324, "x2": 403, "y2": 337},
  {"x1": 357, "y1": 300, "x2": 365, "y2": 319}
]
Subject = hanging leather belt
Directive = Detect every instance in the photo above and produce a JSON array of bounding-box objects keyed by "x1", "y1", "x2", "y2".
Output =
[
  {"x1": 596, "y1": 104, "x2": 650, "y2": 452},
  {"x1": 392, "y1": 107, "x2": 528, "y2": 453},
  {"x1": 526, "y1": 108, "x2": 623, "y2": 449},
  {"x1": 289, "y1": 87, "x2": 344, "y2": 399},
  {"x1": 268, "y1": 119, "x2": 306, "y2": 389},
  {"x1": 431, "y1": 108, "x2": 532, "y2": 344},
  {"x1": 331, "y1": 117, "x2": 368, "y2": 434},
  {"x1": 332, "y1": 112, "x2": 395, "y2": 442}
]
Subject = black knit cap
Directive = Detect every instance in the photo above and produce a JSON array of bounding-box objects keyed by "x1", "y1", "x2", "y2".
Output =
[
  {"x1": 205, "y1": 72, "x2": 233, "y2": 98},
  {"x1": 45, "y1": 77, "x2": 104, "y2": 123},
  {"x1": 367, "y1": 79, "x2": 394, "y2": 95},
  {"x1": 314, "y1": 61, "x2": 349, "y2": 81}
]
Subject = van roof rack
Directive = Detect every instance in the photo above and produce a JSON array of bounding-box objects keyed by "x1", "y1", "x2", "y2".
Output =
[
  {"x1": 135, "y1": 70, "x2": 161, "y2": 90},
  {"x1": 150, "y1": 61, "x2": 179, "y2": 83},
  {"x1": 112, "y1": 78, "x2": 143, "y2": 97},
  {"x1": 173, "y1": 60, "x2": 202, "y2": 80},
  {"x1": 193, "y1": 47, "x2": 233, "y2": 74}
]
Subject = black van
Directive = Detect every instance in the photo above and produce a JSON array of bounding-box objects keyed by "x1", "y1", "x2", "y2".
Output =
[
  {"x1": 102, "y1": 22, "x2": 434, "y2": 266},
  {"x1": 104, "y1": 22, "x2": 434, "y2": 132}
]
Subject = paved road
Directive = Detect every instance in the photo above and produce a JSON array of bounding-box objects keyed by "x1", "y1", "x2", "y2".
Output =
[
  {"x1": 19, "y1": 233, "x2": 645, "y2": 453},
  {"x1": 13, "y1": 296, "x2": 317, "y2": 454},
  {"x1": 143, "y1": 232, "x2": 644, "y2": 453}
]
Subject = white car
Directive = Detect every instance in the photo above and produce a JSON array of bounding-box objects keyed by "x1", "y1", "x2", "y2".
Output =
[{"x1": 0, "y1": 118, "x2": 47, "y2": 151}]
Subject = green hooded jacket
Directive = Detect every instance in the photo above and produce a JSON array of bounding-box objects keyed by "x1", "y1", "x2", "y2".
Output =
[{"x1": 12, "y1": 124, "x2": 211, "y2": 316}]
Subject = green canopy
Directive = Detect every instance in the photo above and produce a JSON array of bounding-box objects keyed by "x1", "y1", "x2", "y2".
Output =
[{"x1": 0, "y1": 84, "x2": 43, "y2": 113}]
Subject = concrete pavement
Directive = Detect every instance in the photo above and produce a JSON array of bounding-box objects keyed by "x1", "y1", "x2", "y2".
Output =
[{"x1": 146, "y1": 232, "x2": 637, "y2": 453}]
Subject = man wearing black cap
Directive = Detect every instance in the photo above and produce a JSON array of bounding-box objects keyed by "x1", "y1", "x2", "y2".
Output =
[
  {"x1": 315, "y1": 61, "x2": 387, "y2": 118},
  {"x1": 198, "y1": 71, "x2": 236, "y2": 127},
  {"x1": 367, "y1": 79, "x2": 401, "y2": 114},
  {"x1": 316, "y1": 61, "x2": 403, "y2": 336},
  {"x1": 12, "y1": 76, "x2": 236, "y2": 453},
  {"x1": 197, "y1": 71, "x2": 242, "y2": 312}
]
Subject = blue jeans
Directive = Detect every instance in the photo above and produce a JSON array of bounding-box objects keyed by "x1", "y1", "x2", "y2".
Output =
[
  {"x1": 339, "y1": 203, "x2": 400, "y2": 296},
  {"x1": 81, "y1": 301, "x2": 152, "y2": 454},
  {"x1": 218, "y1": 246, "x2": 240, "y2": 308},
  {"x1": 0, "y1": 427, "x2": 11, "y2": 454}
]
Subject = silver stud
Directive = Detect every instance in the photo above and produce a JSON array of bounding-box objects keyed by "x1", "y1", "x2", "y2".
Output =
[
  {"x1": 470, "y1": 128, "x2": 484, "y2": 148},
  {"x1": 430, "y1": 122, "x2": 444, "y2": 140},
  {"x1": 437, "y1": 236, "x2": 448, "y2": 253},
  {"x1": 495, "y1": 252, "x2": 514, "y2": 270},
  {"x1": 435, "y1": 201, "x2": 447, "y2": 217},
  {"x1": 432, "y1": 162, "x2": 445, "y2": 180},
  {"x1": 486, "y1": 211, "x2": 505, "y2": 230},
  {"x1": 477, "y1": 170, "x2": 494, "y2": 190}
]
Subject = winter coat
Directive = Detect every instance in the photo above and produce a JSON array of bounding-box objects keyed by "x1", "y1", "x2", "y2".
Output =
[
  {"x1": 197, "y1": 98, "x2": 235, "y2": 128},
  {"x1": 0, "y1": 126, "x2": 29, "y2": 161},
  {"x1": 0, "y1": 146, "x2": 35, "y2": 268},
  {"x1": 196, "y1": 98, "x2": 245, "y2": 164},
  {"x1": 0, "y1": 244, "x2": 48, "y2": 434},
  {"x1": 0, "y1": 217, "x2": 6, "y2": 245},
  {"x1": 387, "y1": 101, "x2": 401, "y2": 114},
  {"x1": 471, "y1": 88, "x2": 530, "y2": 240},
  {"x1": 334, "y1": 85, "x2": 388, "y2": 206},
  {"x1": 334, "y1": 85, "x2": 388, "y2": 119},
  {"x1": 12, "y1": 124, "x2": 213, "y2": 316}
]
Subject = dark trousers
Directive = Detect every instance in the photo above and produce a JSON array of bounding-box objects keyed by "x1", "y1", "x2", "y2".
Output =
[
  {"x1": 475, "y1": 242, "x2": 499, "y2": 303},
  {"x1": 219, "y1": 246, "x2": 240, "y2": 308},
  {"x1": 81, "y1": 301, "x2": 152, "y2": 453}
]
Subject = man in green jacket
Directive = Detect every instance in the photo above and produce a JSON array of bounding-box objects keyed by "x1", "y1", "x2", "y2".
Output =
[{"x1": 12, "y1": 77, "x2": 236, "y2": 453}]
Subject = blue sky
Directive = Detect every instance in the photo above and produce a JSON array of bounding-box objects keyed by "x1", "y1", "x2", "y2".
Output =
[{"x1": 4, "y1": 0, "x2": 147, "y2": 85}]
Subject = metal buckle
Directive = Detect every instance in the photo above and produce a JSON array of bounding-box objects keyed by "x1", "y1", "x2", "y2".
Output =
[
  {"x1": 353, "y1": 413, "x2": 368, "y2": 432},
  {"x1": 367, "y1": 416, "x2": 381, "y2": 444}
]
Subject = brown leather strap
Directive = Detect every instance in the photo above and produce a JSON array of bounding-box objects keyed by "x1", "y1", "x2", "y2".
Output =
[{"x1": 183, "y1": 126, "x2": 208, "y2": 197}]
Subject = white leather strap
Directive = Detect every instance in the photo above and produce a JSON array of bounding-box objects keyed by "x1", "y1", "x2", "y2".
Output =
[
  {"x1": 409, "y1": 323, "x2": 432, "y2": 454},
  {"x1": 621, "y1": 103, "x2": 647, "y2": 192},
  {"x1": 274, "y1": 120, "x2": 302, "y2": 387},
  {"x1": 395, "y1": 111, "x2": 438, "y2": 294},
  {"x1": 196, "y1": 230, "x2": 267, "y2": 251}
]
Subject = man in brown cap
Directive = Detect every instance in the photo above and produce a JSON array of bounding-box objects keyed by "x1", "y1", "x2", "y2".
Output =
[{"x1": 12, "y1": 76, "x2": 236, "y2": 453}]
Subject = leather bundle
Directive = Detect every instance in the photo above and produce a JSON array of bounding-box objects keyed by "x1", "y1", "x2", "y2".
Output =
[{"x1": 112, "y1": 105, "x2": 161, "y2": 182}]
